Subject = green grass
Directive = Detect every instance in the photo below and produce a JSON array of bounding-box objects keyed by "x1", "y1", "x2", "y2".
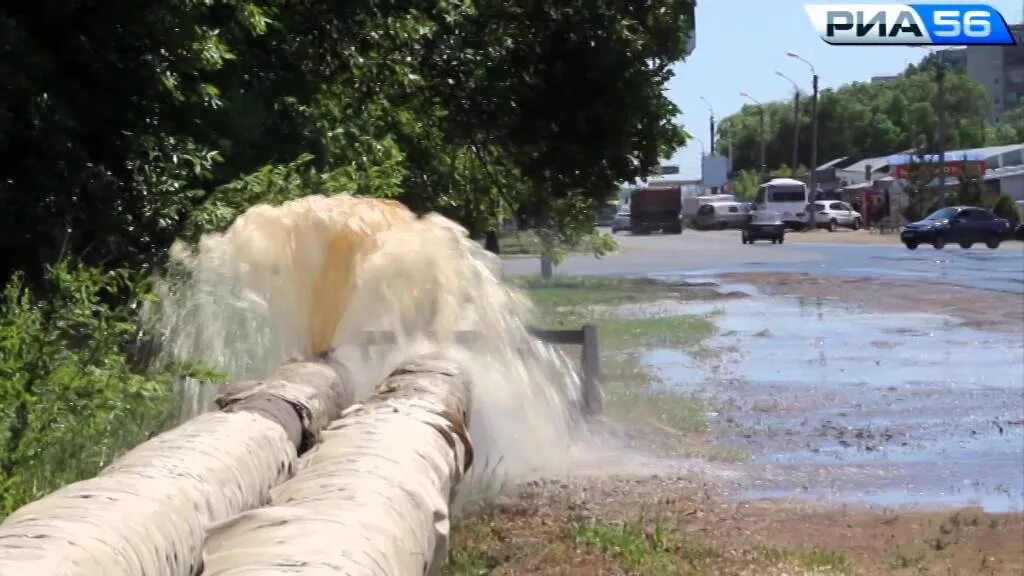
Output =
[
  {"x1": 513, "y1": 276, "x2": 678, "y2": 326},
  {"x1": 515, "y1": 275, "x2": 720, "y2": 354},
  {"x1": 758, "y1": 547, "x2": 851, "y2": 573},
  {"x1": 602, "y1": 354, "x2": 711, "y2": 433},
  {"x1": 515, "y1": 275, "x2": 723, "y2": 437},
  {"x1": 444, "y1": 519, "x2": 496, "y2": 575},
  {"x1": 572, "y1": 519, "x2": 851, "y2": 575},
  {"x1": 446, "y1": 510, "x2": 852, "y2": 575},
  {"x1": 598, "y1": 315, "x2": 716, "y2": 351},
  {"x1": 573, "y1": 519, "x2": 685, "y2": 575}
]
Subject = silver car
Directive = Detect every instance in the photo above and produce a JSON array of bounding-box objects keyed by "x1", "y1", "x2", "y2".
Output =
[{"x1": 611, "y1": 209, "x2": 630, "y2": 233}]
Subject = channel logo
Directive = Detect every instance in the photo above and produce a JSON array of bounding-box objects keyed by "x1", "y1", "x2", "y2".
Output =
[{"x1": 804, "y1": 4, "x2": 1018, "y2": 45}]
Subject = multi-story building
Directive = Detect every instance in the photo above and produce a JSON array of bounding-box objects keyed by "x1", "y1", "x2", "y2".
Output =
[
  {"x1": 966, "y1": 24, "x2": 1024, "y2": 123},
  {"x1": 870, "y1": 75, "x2": 900, "y2": 85}
]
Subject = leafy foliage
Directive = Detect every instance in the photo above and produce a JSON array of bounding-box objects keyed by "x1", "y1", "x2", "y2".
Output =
[
  {"x1": 0, "y1": 0, "x2": 697, "y2": 512},
  {"x1": 716, "y1": 60, "x2": 1004, "y2": 173},
  {"x1": 0, "y1": 263, "x2": 182, "y2": 517},
  {"x1": 992, "y1": 195, "x2": 1021, "y2": 228}
]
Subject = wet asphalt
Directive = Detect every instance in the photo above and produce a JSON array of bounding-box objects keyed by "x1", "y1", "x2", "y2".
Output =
[
  {"x1": 502, "y1": 229, "x2": 1024, "y2": 294},
  {"x1": 503, "y1": 231, "x2": 1024, "y2": 512}
]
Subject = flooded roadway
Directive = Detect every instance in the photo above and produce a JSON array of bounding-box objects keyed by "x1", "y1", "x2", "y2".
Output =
[
  {"x1": 502, "y1": 229, "x2": 1024, "y2": 294},
  {"x1": 614, "y1": 291, "x2": 1024, "y2": 513},
  {"x1": 505, "y1": 231, "x2": 1024, "y2": 511}
]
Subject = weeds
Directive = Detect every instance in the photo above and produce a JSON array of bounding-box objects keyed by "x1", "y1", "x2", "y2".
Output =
[
  {"x1": 573, "y1": 519, "x2": 682, "y2": 575},
  {"x1": 598, "y1": 315, "x2": 716, "y2": 351}
]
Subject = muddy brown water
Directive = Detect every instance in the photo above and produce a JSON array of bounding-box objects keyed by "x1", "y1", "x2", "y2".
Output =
[{"x1": 613, "y1": 287, "x2": 1024, "y2": 513}]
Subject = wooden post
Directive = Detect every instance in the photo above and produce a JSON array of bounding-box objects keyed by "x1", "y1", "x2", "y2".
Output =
[{"x1": 580, "y1": 324, "x2": 602, "y2": 415}]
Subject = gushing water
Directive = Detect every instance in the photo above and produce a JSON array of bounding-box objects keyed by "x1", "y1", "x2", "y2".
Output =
[{"x1": 148, "y1": 194, "x2": 586, "y2": 479}]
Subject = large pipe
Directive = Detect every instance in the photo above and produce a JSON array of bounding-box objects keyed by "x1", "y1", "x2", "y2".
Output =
[
  {"x1": 0, "y1": 361, "x2": 354, "y2": 576},
  {"x1": 201, "y1": 354, "x2": 473, "y2": 576}
]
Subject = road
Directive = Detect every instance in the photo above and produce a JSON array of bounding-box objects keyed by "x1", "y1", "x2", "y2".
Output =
[{"x1": 502, "y1": 229, "x2": 1024, "y2": 293}]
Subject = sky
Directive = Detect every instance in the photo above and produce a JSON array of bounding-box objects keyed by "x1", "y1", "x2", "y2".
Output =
[{"x1": 665, "y1": 0, "x2": 1024, "y2": 178}]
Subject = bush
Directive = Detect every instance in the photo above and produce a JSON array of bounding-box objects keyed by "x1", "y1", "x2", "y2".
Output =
[
  {"x1": 992, "y1": 194, "x2": 1020, "y2": 228},
  {"x1": 0, "y1": 262, "x2": 179, "y2": 517}
]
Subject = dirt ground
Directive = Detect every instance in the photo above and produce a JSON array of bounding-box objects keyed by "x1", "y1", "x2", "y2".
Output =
[
  {"x1": 446, "y1": 274, "x2": 1024, "y2": 575},
  {"x1": 450, "y1": 473, "x2": 1024, "y2": 576},
  {"x1": 719, "y1": 271, "x2": 1024, "y2": 332}
]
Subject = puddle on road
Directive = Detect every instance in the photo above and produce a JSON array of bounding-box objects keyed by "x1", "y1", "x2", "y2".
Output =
[{"x1": 635, "y1": 294, "x2": 1024, "y2": 512}]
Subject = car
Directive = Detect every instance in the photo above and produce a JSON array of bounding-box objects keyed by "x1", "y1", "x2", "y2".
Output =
[
  {"x1": 742, "y1": 210, "x2": 786, "y2": 244},
  {"x1": 900, "y1": 206, "x2": 1012, "y2": 250},
  {"x1": 694, "y1": 201, "x2": 750, "y2": 230},
  {"x1": 610, "y1": 209, "x2": 630, "y2": 233},
  {"x1": 812, "y1": 200, "x2": 862, "y2": 232}
]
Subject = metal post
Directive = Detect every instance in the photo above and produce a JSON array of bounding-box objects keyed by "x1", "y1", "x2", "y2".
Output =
[
  {"x1": 709, "y1": 114, "x2": 718, "y2": 193},
  {"x1": 936, "y1": 57, "x2": 947, "y2": 208},
  {"x1": 791, "y1": 91, "x2": 801, "y2": 178},
  {"x1": 701, "y1": 96, "x2": 717, "y2": 194},
  {"x1": 759, "y1": 106, "x2": 767, "y2": 181},
  {"x1": 580, "y1": 324, "x2": 602, "y2": 415},
  {"x1": 741, "y1": 91, "x2": 766, "y2": 183},
  {"x1": 809, "y1": 73, "x2": 819, "y2": 204},
  {"x1": 776, "y1": 70, "x2": 802, "y2": 179}
]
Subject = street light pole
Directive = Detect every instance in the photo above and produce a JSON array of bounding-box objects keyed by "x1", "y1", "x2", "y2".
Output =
[
  {"x1": 700, "y1": 96, "x2": 717, "y2": 192},
  {"x1": 740, "y1": 91, "x2": 766, "y2": 182},
  {"x1": 776, "y1": 71, "x2": 801, "y2": 179},
  {"x1": 788, "y1": 51, "x2": 819, "y2": 225},
  {"x1": 936, "y1": 53, "x2": 947, "y2": 208}
]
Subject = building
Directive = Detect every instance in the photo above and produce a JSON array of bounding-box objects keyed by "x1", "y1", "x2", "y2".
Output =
[
  {"x1": 684, "y1": 2, "x2": 696, "y2": 56},
  {"x1": 966, "y1": 24, "x2": 1024, "y2": 123},
  {"x1": 827, "y1": 144, "x2": 1024, "y2": 222},
  {"x1": 870, "y1": 75, "x2": 900, "y2": 85},
  {"x1": 937, "y1": 48, "x2": 967, "y2": 70}
]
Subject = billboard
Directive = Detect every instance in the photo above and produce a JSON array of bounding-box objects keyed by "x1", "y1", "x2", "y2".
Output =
[
  {"x1": 702, "y1": 155, "x2": 729, "y2": 187},
  {"x1": 891, "y1": 159, "x2": 986, "y2": 180}
]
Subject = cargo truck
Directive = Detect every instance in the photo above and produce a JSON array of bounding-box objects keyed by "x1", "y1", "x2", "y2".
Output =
[{"x1": 627, "y1": 186, "x2": 683, "y2": 234}]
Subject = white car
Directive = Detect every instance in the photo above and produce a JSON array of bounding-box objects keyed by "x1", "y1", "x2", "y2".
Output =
[{"x1": 813, "y1": 200, "x2": 862, "y2": 231}]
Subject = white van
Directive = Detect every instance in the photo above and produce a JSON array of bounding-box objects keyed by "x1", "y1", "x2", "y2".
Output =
[{"x1": 756, "y1": 178, "x2": 810, "y2": 229}]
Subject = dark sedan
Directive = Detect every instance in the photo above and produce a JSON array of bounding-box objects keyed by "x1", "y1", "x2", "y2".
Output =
[
  {"x1": 742, "y1": 210, "x2": 786, "y2": 244},
  {"x1": 901, "y1": 206, "x2": 1012, "y2": 250}
]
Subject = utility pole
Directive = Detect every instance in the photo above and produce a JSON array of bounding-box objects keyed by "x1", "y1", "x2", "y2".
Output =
[
  {"x1": 936, "y1": 52, "x2": 947, "y2": 208},
  {"x1": 810, "y1": 73, "x2": 819, "y2": 200},
  {"x1": 740, "y1": 91, "x2": 766, "y2": 182},
  {"x1": 788, "y1": 51, "x2": 819, "y2": 221},
  {"x1": 792, "y1": 91, "x2": 801, "y2": 178},
  {"x1": 776, "y1": 70, "x2": 802, "y2": 178},
  {"x1": 700, "y1": 96, "x2": 717, "y2": 193}
]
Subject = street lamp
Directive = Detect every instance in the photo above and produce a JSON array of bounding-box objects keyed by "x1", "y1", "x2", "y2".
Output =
[
  {"x1": 699, "y1": 95, "x2": 715, "y2": 153},
  {"x1": 776, "y1": 70, "x2": 802, "y2": 179},
  {"x1": 787, "y1": 51, "x2": 819, "y2": 208},
  {"x1": 915, "y1": 46, "x2": 947, "y2": 208},
  {"x1": 699, "y1": 96, "x2": 718, "y2": 192},
  {"x1": 739, "y1": 91, "x2": 767, "y2": 182}
]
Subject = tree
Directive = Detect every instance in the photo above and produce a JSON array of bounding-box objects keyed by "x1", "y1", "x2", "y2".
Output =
[
  {"x1": 989, "y1": 103, "x2": 1024, "y2": 144},
  {"x1": 416, "y1": 0, "x2": 694, "y2": 276},
  {"x1": 715, "y1": 57, "x2": 994, "y2": 175},
  {"x1": 0, "y1": 0, "x2": 702, "y2": 513}
]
